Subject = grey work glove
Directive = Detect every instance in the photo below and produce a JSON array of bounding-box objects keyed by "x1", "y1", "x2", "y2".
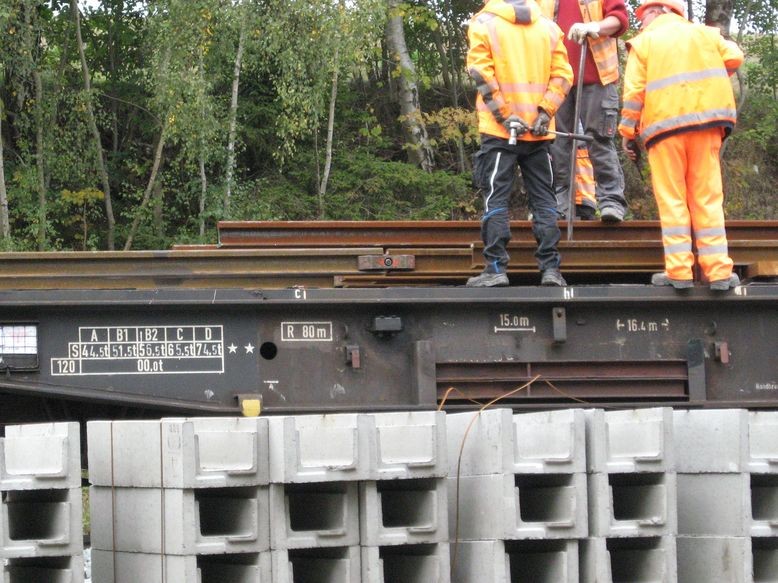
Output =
[
  {"x1": 568, "y1": 22, "x2": 601, "y2": 43},
  {"x1": 531, "y1": 109, "x2": 551, "y2": 136},
  {"x1": 502, "y1": 114, "x2": 529, "y2": 137}
]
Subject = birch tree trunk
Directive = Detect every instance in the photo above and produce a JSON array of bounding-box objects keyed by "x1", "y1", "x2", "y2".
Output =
[
  {"x1": 0, "y1": 99, "x2": 10, "y2": 240},
  {"x1": 123, "y1": 121, "x2": 169, "y2": 250},
  {"x1": 224, "y1": 18, "x2": 246, "y2": 218},
  {"x1": 34, "y1": 71, "x2": 47, "y2": 250},
  {"x1": 317, "y1": 43, "x2": 340, "y2": 216},
  {"x1": 72, "y1": 0, "x2": 116, "y2": 249},
  {"x1": 198, "y1": 55, "x2": 207, "y2": 238},
  {"x1": 385, "y1": 0, "x2": 435, "y2": 172}
]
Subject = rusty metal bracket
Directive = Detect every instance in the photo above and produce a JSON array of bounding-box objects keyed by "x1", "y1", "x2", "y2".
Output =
[
  {"x1": 346, "y1": 345, "x2": 361, "y2": 369},
  {"x1": 358, "y1": 255, "x2": 415, "y2": 271},
  {"x1": 714, "y1": 341, "x2": 730, "y2": 364}
]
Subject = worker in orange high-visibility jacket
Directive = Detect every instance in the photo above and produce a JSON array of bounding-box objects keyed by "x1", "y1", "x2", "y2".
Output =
[
  {"x1": 619, "y1": 0, "x2": 744, "y2": 291},
  {"x1": 466, "y1": 0, "x2": 573, "y2": 288}
]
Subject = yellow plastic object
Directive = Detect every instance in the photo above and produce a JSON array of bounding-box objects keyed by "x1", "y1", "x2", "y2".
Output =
[{"x1": 240, "y1": 398, "x2": 262, "y2": 417}]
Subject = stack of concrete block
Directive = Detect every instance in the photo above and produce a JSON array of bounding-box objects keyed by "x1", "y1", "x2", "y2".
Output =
[
  {"x1": 581, "y1": 408, "x2": 678, "y2": 582},
  {"x1": 87, "y1": 417, "x2": 271, "y2": 583},
  {"x1": 361, "y1": 411, "x2": 450, "y2": 583},
  {"x1": 0, "y1": 422, "x2": 84, "y2": 583},
  {"x1": 748, "y1": 411, "x2": 778, "y2": 583},
  {"x1": 446, "y1": 408, "x2": 586, "y2": 583},
  {"x1": 673, "y1": 409, "x2": 754, "y2": 582},
  {"x1": 269, "y1": 411, "x2": 450, "y2": 583}
]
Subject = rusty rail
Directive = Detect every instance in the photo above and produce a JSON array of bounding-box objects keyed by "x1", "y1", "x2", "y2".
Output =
[{"x1": 217, "y1": 220, "x2": 778, "y2": 247}]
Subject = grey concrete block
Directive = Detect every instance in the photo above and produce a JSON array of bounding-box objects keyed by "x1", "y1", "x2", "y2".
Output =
[
  {"x1": 673, "y1": 409, "x2": 748, "y2": 473},
  {"x1": 447, "y1": 473, "x2": 588, "y2": 540},
  {"x1": 447, "y1": 409, "x2": 585, "y2": 477},
  {"x1": 1, "y1": 555, "x2": 84, "y2": 583},
  {"x1": 90, "y1": 485, "x2": 270, "y2": 555},
  {"x1": 269, "y1": 482, "x2": 359, "y2": 550},
  {"x1": 92, "y1": 550, "x2": 271, "y2": 583},
  {"x1": 0, "y1": 423, "x2": 81, "y2": 491},
  {"x1": 751, "y1": 475, "x2": 778, "y2": 537},
  {"x1": 585, "y1": 408, "x2": 673, "y2": 474},
  {"x1": 676, "y1": 536, "x2": 752, "y2": 583},
  {"x1": 579, "y1": 536, "x2": 677, "y2": 583},
  {"x1": 753, "y1": 537, "x2": 778, "y2": 582},
  {"x1": 587, "y1": 473, "x2": 677, "y2": 538},
  {"x1": 450, "y1": 539, "x2": 579, "y2": 583},
  {"x1": 367, "y1": 412, "x2": 447, "y2": 480},
  {"x1": 677, "y1": 473, "x2": 750, "y2": 536},
  {"x1": 271, "y1": 546, "x2": 361, "y2": 583},
  {"x1": 268, "y1": 415, "x2": 370, "y2": 484},
  {"x1": 88, "y1": 418, "x2": 270, "y2": 488},
  {"x1": 750, "y1": 411, "x2": 778, "y2": 474},
  {"x1": 359, "y1": 479, "x2": 448, "y2": 547},
  {"x1": 361, "y1": 543, "x2": 451, "y2": 583},
  {"x1": 0, "y1": 488, "x2": 83, "y2": 558}
]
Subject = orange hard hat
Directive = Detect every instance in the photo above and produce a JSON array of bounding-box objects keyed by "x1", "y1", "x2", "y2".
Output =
[{"x1": 635, "y1": 0, "x2": 686, "y2": 20}]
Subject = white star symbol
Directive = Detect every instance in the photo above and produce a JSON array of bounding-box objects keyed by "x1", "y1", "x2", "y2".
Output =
[
  {"x1": 228, "y1": 343, "x2": 237, "y2": 354},
  {"x1": 244, "y1": 343, "x2": 255, "y2": 354}
]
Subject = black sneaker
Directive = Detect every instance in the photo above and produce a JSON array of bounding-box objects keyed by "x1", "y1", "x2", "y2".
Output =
[
  {"x1": 710, "y1": 273, "x2": 740, "y2": 291},
  {"x1": 651, "y1": 272, "x2": 694, "y2": 290},
  {"x1": 541, "y1": 268, "x2": 567, "y2": 286},
  {"x1": 466, "y1": 272, "x2": 509, "y2": 288}
]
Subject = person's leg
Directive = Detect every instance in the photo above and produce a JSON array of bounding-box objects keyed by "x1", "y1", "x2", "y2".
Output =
[
  {"x1": 468, "y1": 136, "x2": 518, "y2": 286},
  {"x1": 647, "y1": 135, "x2": 695, "y2": 283},
  {"x1": 685, "y1": 128, "x2": 735, "y2": 287},
  {"x1": 517, "y1": 141, "x2": 565, "y2": 284},
  {"x1": 580, "y1": 83, "x2": 627, "y2": 220},
  {"x1": 549, "y1": 91, "x2": 576, "y2": 217}
]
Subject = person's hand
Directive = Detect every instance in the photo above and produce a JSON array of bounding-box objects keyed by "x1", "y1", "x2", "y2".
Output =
[
  {"x1": 622, "y1": 137, "x2": 638, "y2": 161},
  {"x1": 502, "y1": 115, "x2": 528, "y2": 136},
  {"x1": 568, "y1": 22, "x2": 601, "y2": 43},
  {"x1": 531, "y1": 109, "x2": 551, "y2": 136}
]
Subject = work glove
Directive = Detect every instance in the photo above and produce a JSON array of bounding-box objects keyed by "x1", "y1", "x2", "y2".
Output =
[
  {"x1": 531, "y1": 109, "x2": 551, "y2": 136},
  {"x1": 568, "y1": 22, "x2": 601, "y2": 43},
  {"x1": 502, "y1": 114, "x2": 529, "y2": 137}
]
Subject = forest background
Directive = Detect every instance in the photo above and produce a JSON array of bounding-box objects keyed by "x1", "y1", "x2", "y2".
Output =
[{"x1": 0, "y1": 0, "x2": 775, "y2": 251}]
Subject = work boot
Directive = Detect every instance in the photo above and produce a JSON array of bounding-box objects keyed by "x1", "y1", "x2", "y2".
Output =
[
  {"x1": 466, "y1": 271, "x2": 509, "y2": 288},
  {"x1": 600, "y1": 206, "x2": 624, "y2": 224},
  {"x1": 651, "y1": 272, "x2": 694, "y2": 290},
  {"x1": 710, "y1": 273, "x2": 740, "y2": 291},
  {"x1": 541, "y1": 268, "x2": 567, "y2": 287},
  {"x1": 576, "y1": 205, "x2": 597, "y2": 221}
]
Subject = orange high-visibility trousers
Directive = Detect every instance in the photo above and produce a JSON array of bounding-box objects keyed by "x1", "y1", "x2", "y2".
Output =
[
  {"x1": 575, "y1": 147, "x2": 596, "y2": 209},
  {"x1": 647, "y1": 127, "x2": 734, "y2": 282}
]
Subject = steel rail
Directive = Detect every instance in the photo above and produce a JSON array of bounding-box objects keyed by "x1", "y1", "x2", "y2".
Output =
[
  {"x1": 0, "y1": 239, "x2": 776, "y2": 290},
  {"x1": 217, "y1": 220, "x2": 778, "y2": 247}
]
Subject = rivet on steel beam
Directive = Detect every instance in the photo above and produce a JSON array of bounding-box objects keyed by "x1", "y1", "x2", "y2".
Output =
[{"x1": 553, "y1": 307, "x2": 567, "y2": 343}]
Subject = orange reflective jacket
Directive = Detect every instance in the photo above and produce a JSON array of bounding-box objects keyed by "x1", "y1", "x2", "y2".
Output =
[
  {"x1": 618, "y1": 13, "x2": 743, "y2": 149},
  {"x1": 468, "y1": 0, "x2": 573, "y2": 141},
  {"x1": 539, "y1": 0, "x2": 621, "y2": 84}
]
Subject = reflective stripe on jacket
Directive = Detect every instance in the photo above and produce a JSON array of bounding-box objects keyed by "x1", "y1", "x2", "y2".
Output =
[
  {"x1": 539, "y1": 0, "x2": 620, "y2": 84},
  {"x1": 468, "y1": 0, "x2": 573, "y2": 141},
  {"x1": 618, "y1": 12, "x2": 744, "y2": 149}
]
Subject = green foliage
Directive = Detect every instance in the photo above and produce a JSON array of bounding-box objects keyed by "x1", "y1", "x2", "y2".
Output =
[{"x1": 0, "y1": 0, "x2": 777, "y2": 253}]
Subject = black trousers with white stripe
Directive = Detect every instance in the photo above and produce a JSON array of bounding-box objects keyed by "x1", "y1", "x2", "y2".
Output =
[{"x1": 474, "y1": 135, "x2": 562, "y2": 274}]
